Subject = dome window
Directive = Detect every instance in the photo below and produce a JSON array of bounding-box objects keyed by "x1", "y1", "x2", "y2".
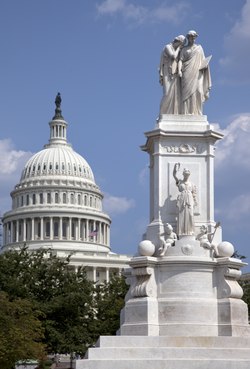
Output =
[
  {"x1": 39, "y1": 193, "x2": 43, "y2": 204},
  {"x1": 55, "y1": 193, "x2": 59, "y2": 204},
  {"x1": 43, "y1": 164, "x2": 46, "y2": 170},
  {"x1": 63, "y1": 193, "x2": 67, "y2": 204},
  {"x1": 26, "y1": 195, "x2": 29, "y2": 206},
  {"x1": 56, "y1": 163, "x2": 59, "y2": 170},
  {"x1": 49, "y1": 163, "x2": 53, "y2": 170},
  {"x1": 38, "y1": 164, "x2": 41, "y2": 171},
  {"x1": 62, "y1": 163, "x2": 65, "y2": 170},
  {"x1": 32, "y1": 194, "x2": 36, "y2": 205},
  {"x1": 78, "y1": 194, "x2": 81, "y2": 205},
  {"x1": 70, "y1": 193, "x2": 74, "y2": 204},
  {"x1": 47, "y1": 193, "x2": 51, "y2": 204}
]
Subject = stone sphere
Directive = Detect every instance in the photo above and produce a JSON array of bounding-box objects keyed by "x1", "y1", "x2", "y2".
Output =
[
  {"x1": 138, "y1": 240, "x2": 155, "y2": 256},
  {"x1": 217, "y1": 241, "x2": 234, "y2": 257}
]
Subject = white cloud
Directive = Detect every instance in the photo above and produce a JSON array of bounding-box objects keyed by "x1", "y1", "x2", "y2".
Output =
[
  {"x1": 215, "y1": 114, "x2": 250, "y2": 169},
  {"x1": 214, "y1": 114, "x2": 250, "y2": 229},
  {"x1": 0, "y1": 139, "x2": 33, "y2": 214},
  {"x1": 96, "y1": 0, "x2": 189, "y2": 25},
  {"x1": 220, "y1": 0, "x2": 250, "y2": 84},
  {"x1": 103, "y1": 192, "x2": 135, "y2": 215}
]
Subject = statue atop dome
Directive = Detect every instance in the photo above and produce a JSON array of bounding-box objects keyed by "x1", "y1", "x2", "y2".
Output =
[{"x1": 53, "y1": 92, "x2": 64, "y2": 120}]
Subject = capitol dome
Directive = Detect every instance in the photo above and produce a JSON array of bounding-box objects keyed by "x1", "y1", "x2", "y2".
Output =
[
  {"x1": 20, "y1": 145, "x2": 95, "y2": 184},
  {"x1": 2, "y1": 94, "x2": 113, "y2": 256}
]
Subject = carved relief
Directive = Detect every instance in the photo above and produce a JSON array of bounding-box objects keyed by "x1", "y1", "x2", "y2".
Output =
[{"x1": 162, "y1": 143, "x2": 204, "y2": 154}]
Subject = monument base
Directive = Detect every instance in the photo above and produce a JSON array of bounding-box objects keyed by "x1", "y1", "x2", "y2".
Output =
[
  {"x1": 76, "y1": 254, "x2": 250, "y2": 368},
  {"x1": 75, "y1": 336, "x2": 250, "y2": 369}
]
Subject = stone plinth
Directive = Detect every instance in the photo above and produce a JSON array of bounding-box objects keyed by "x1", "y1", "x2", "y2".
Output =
[{"x1": 119, "y1": 255, "x2": 249, "y2": 337}]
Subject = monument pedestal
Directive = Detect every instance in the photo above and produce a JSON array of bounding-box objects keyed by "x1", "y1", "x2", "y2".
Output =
[{"x1": 75, "y1": 115, "x2": 250, "y2": 369}]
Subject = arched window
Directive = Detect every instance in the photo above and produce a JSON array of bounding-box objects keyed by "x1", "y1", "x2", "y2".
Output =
[
  {"x1": 78, "y1": 194, "x2": 81, "y2": 205},
  {"x1": 26, "y1": 194, "x2": 29, "y2": 206},
  {"x1": 39, "y1": 193, "x2": 43, "y2": 204},
  {"x1": 70, "y1": 193, "x2": 74, "y2": 204},
  {"x1": 55, "y1": 193, "x2": 59, "y2": 204},
  {"x1": 32, "y1": 194, "x2": 36, "y2": 205},
  {"x1": 47, "y1": 193, "x2": 51, "y2": 204},
  {"x1": 63, "y1": 193, "x2": 67, "y2": 204}
]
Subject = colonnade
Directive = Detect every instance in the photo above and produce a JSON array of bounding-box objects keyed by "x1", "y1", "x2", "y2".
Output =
[{"x1": 3, "y1": 216, "x2": 110, "y2": 246}]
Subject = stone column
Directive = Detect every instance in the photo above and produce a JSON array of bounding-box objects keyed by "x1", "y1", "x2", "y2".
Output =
[
  {"x1": 69, "y1": 217, "x2": 72, "y2": 240},
  {"x1": 16, "y1": 220, "x2": 19, "y2": 243},
  {"x1": 86, "y1": 219, "x2": 89, "y2": 241},
  {"x1": 78, "y1": 218, "x2": 81, "y2": 240},
  {"x1": 40, "y1": 217, "x2": 44, "y2": 240},
  {"x1": 59, "y1": 217, "x2": 63, "y2": 240},
  {"x1": 50, "y1": 217, "x2": 53, "y2": 240},
  {"x1": 93, "y1": 267, "x2": 97, "y2": 283},
  {"x1": 106, "y1": 267, "x2": 110, "y2": 282},
  {"x1": 23, "y1": 219, "x2": 26, "y2": 241},
  {"x1": 10, "y1": 221, "x2": 13, "y2": 243},
  {"x1": 31, "y1": 218, "x2": 35, "y2": 240}
]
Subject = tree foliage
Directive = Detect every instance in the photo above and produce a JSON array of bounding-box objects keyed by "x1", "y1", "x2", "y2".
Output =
[
  {"x1": 0, "y1": 292, "x2": 44, "y2": 369},
  {"x1": 0, "y1": 247, "x2": 128, "y2": 365}
]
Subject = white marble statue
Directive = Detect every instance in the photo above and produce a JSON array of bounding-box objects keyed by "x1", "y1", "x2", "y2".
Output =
[
  {"x1": 196, "y1": 225, "x2": 218, "y2": 257},
  {"x1": 178, "y1": 30, "x2": 212, "y2": 115},
  {"x1": 159, "y1": 35, "x2": 185, "y2": 115},
  {"x1": 173, "y1": 163, "x2": 197, "y2": 236},
  {"x1": 158, "y1": 223, "x2": 177, "y2": 256}
]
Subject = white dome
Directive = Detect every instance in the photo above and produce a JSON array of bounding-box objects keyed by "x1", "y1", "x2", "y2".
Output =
[{"x1": 20, "y1": 144, "x2": 95, "y2": 183}]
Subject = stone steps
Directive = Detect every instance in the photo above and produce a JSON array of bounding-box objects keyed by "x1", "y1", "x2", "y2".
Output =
[
  {"x1": 86, "y1": 347, "x2": 250, "y2": 360},
  {"x1": 75, "y1": 358, "x2": 250, "y2": 369},
  {"x1": 74, "y1": 335, "x2": 250, "y2": 369}
]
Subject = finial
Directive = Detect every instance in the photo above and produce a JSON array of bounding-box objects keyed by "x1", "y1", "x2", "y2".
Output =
[{"x1": 53, "y1": 92, "x2": 64, "y2": 120}]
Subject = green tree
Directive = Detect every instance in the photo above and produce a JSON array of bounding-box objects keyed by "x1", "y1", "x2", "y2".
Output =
[
  {"x1": 93, "y1": 275, "x2": 128, "y2": 338},
  {"x1": 0, "y1": 247, "x2": 95, "y2": 358},
  {"x1": 0, "y1": 292, "x2": 45, "y2": 369},
  {"x1": 0, "y1": 248, "x2": 129, "y2": 364}
]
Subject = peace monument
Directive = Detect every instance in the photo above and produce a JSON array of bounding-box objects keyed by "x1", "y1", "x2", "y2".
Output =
[{"x1": 76, "y1": 31, "x2": 250, "y2": 369}]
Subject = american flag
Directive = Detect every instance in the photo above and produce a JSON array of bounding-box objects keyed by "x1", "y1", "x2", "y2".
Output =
[{"x1": 89, "y1": 229, "x2": 98, "y2": 237}]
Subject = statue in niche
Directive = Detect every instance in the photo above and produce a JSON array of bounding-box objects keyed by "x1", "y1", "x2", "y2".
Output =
[
  {"x1": 178, "y1": 30, "x2": 212, "y2": 115},
  {"x1": 158, "y1": 223, "x2": 177, "y2": 256},
  {"x1": 159, "y1": 30, "x2": 211, "y2": 115},
  {"x1": 173, "y1": 163, "x2": 197, "y2": 236},
  {"x1": 159, "y1": 35, "x2": 185, "y2": 115},
  {"x1": 196, "y1": 225, "x2": 218, "y2": 257}
]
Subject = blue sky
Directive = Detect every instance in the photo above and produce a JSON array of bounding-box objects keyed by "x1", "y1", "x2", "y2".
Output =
[{"x1": 0, "y1": 0, "x2": 250, "y2": 270}]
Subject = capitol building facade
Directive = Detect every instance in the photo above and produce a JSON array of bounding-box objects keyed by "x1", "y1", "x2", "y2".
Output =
[{"x1": 1, "y1": 94, "x2": 131, "y2": 282}]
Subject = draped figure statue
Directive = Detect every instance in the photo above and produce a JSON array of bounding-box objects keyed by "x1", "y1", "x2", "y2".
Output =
[
  {"x1": 173, "y1": 163, "x2": 197, "y2": 236},
  {"x1": 159, "y1": 35, "x2": 185, "y2": 115},
  {"x1": 178, "y1": 30, "x2": 212, "y2": 115}
]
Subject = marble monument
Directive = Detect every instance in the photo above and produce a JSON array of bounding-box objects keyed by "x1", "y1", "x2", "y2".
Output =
[{"x1": 75, "y1": 31, "x2": 250, "y2": 369}]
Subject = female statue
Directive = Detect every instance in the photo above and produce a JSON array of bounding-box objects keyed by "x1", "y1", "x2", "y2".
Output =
[
  {"x1": 173, "y1": 163, "x2": 197, "y2": 236},
  {"x1": 159, "y1": 35, "x2": 185, "y2": 115},
  {"x1": 178, "y1": 30, "x2": 211, "y2": 115}
]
